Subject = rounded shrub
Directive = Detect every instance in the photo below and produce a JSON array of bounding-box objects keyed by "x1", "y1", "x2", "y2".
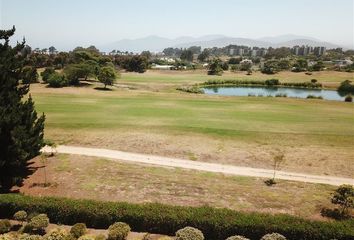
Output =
[
  {"x1": 41, "y1": 67, "x2": 56, "y2": 83},
  {"x1": 0, "y1": 233, "x2": 14, "y2": 240},
  {"x1": 14, "y1": 211, "x2": 28, "y2": 222},
  {"x1": 78, "y1": 235, "x2": 95, "y2": 240},
  {"x1": 29, "y1": 214, "x2": 49, "y2": 230},
  {"x1": 226, "y1": 236, "x2": 250, "y2": 240},
  {"x1": 94, "y1": 235, "x2": 106, "y2": 240},
  {"x1": 175, "y1": 227, "x2": 204, "y2": 240},
  {"x1": 47, "y1": 73, "x2": 68, "y2": 88},
  {"x1": 260, "y1": 233, "x2": 287, "y2": 240},
  {"x1": 70, "y1": 223, "x2": 87, "y2": 239},
  {"x1": 19, "y1": 234, "x2": 43, "y2": 240},
  {"x1": 43, "y1": 228, "x2": 71, "y2": 240},
  {"x1": 344, "y1": 95, "x2": 353, "y2": 102},
  {"x1": 107, "y1": 222, "x2": 130, "y2": 240},
  {"x1": 0, "y1": 220, "x2": 11, "y2": 234}
]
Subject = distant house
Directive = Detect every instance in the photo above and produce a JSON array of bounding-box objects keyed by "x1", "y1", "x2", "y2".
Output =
[
  {"x1": 333, "y1": 59, "x2": 353, "y2": 67},
  {"x1": 159, "y1": 57, "x2": 176, "y2": 63},
  {"x1": 151, "y1": 64, "x2": 174, "y2": 70},
  {"x1": 240, "y1": 59, "x2": 253, "y2": 65}
]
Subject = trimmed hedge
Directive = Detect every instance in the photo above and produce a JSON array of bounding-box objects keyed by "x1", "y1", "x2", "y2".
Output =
[{"x1": 0, "y1": 194, "x2": 353, "y2": 240}]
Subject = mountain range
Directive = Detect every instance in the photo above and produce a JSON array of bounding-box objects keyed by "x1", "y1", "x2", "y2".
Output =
[{"x1": 100, "y1": 34, "x2": 346, "y2": 53}]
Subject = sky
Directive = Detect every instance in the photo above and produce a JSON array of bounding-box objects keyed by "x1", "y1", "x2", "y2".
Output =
[{"x1": 1, "y1": 0, "x2": 353, "y2": 50}]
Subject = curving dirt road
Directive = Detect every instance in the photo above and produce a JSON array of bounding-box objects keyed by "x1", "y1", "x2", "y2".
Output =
[{"x1": 41, "y1": 145, "x2": 353, "y2": 186}]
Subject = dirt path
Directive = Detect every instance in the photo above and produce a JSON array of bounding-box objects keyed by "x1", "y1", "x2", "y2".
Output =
[{"x1": 41, "y1": 145, "x2": 353, "y2": 186}]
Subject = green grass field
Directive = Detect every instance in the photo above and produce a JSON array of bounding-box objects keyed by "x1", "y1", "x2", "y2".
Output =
[{"x1": 30, "y1": 71, "x2": 354, "y2": 177}]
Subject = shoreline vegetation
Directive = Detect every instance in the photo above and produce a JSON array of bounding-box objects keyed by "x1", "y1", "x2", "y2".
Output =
[
  {"x1": 176, "y1": 79, "x2": 354, "y2": 101},
  {"x1": 177, "y1": 79, "x2": 324, "y2": 94},
  {"x1": 176, "y1": 79, "x2": 324, "y2": 95}
]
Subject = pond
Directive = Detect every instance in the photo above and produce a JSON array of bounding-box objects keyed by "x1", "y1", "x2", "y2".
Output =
[{"x1": 202, "y1": 86, "x2": 346, "y2": 101}]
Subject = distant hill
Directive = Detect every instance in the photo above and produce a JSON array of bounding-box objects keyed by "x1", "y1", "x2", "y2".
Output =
[
  {"x1": 257, "y1": 34, "x2": 319, "y2": 43},
  {"x1": 99, "y1": 35, "x2": 345, "y2": 53},
  {"x1": 273, "y1": 39, "x2": 341, "y2": 49},
  {"x1": 100, "y1": 35, "x2": 227, "y2": 52},
  {"x1": 173, "y1": 37, "x2": 271, "y2": 49}
]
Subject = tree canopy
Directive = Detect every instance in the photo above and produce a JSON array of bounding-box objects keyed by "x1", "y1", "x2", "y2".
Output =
[
  {"x1": 98, "y1": 66, "x2": 117, "y2": 88},
  {"x1": 0, "y1": 27, "x2": 45, "y2": 192}
]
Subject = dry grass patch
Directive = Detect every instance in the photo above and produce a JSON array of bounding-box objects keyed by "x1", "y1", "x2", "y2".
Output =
[{"x1": 19, "y1": 154, "x2": 338, "y2": 220}]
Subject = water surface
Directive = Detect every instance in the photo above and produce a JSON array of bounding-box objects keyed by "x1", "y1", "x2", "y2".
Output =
[{"x1": 203, "y1": 86, "x2": 345, "y2": 101}]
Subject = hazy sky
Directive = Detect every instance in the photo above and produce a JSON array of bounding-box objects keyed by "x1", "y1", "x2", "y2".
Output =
[{"x1": 1, "y1": 0, "x2": 353, "y2": 50}]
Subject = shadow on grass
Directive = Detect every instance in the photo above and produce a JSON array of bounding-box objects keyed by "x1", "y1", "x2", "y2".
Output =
[
  {"x1": 1, "y1": 161, "x2": 42, "y2": 194},
  {"x1": 94, "y1": 87, "x2": 113, "y2": 91},
  {"x1": 321, "y1": 207, "x2": 352, "y2": 220}
]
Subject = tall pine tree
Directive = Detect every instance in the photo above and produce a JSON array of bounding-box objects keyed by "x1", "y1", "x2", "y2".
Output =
[{"x1": 0, "y1": 27, "x2": 45, "y2": 192}]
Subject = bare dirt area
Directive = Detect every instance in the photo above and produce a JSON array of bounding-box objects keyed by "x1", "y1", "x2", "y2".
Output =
[{"x1": 16, "y1": 154, "x2": 340, "y2": 220}]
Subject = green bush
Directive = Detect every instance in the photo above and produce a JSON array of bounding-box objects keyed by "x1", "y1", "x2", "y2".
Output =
[
  {"x1": 41, "y1": 67, "x2": 56, "y2": 83},
  {"x1": 275, "y1": 93, "x2": 287, "y2": 98},
  {"x1": 338, "y1": 80, "x2": 354, "y2": 96},
  {"x1": 22, "y1": 66, "x2": 39, "y2": 84},
  {"x1": 176, "y1": 86, "x2": 204, "y2": 94},
  {"x1": 70, "y1": 223, "x2": 87, "y2": 239},
  {"x1": 107, "y1": 222, "x2": 130, "y2": 240},
  {"x1": 344, "y1": 95, "x2": 353, "y2": 102},
  {"x1": 29, "y1": 214, "x2": 49, "y2": 230},
  {"x1": 47, "y1": 73, "x2": 68, "y2": 88},
  {"x1": 19, "y1": 234, "x2": 43, "y2": 240},
  {"x1": 0, "y1": 233, "x2": 14, "y2": 240},
  {"x1": 176, "y1": 227, "x2": 204, "y2": 240},
  {"x1": 78, "y1": 235, "x2": 95, "y2": 240},
  {"x1": 306, "y1": 95, "x2": 323, "y2": 99},
  {"x1": 14, "y1": 210, "x2": 28, "y2": 222},
  {"x1": 0, "y1": 220, "x2": 11, "y2": 234},
  {"x1": 260, "y1": 233, "x2": 287, "y2": 240},
  {"x1": 225, "y1": 236, "x2": 250, "y2": 240},
  {"x1": 0, "y1": 194, "x2": 353, "y2": 240},
  {"x1": 43, "y1": 228, "x2": 71, "y2": 240},
  {"x1": 94, "y1": 235, "x2": 106, "y2": 240},
  {"x1": 264, "y1": 79, "x2": 280, "y2": 86}
]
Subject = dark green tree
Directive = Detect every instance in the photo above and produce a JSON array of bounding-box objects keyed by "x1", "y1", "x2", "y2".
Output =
[
  {"x1": 207, "y1": 59, "x2": 224, "y2": 76},
  {"x1": 262, "y1": 60, "x2": 280, "y2": 74},
  {"x1": 48, "y1": 46, "x2": 56, "y2": 55},
  {"x1": 21, "y1": 66, "x2": 39, "y2": 84},
  {"x1": 180, "y1": 49, "x2": 194, "y2": 62},
  {"x1": 197, "y1": 49, "x2": 210, "y2": 62},
  {"x1": 40, "y1": 67, "x2": 55, "y2": 83},
  {"x1": 140, "y1": 51, "x2": 152, "y2": 60},
  {"x1": 63, "y1": 61, "x2": 98, "y2": 85},
  {"x1": 228, "y1": 57, "x2": 241, "y2": 65},
  {"x1": 0, "y1": 27, "x2": 45, "y2": 192},
  {"x1": 125, "y1": 56, "x2": 148, "y2": 73},
  {"x1": 311, "y1": 61, "x2": 324, "y2": 71},
  {"x1": 98, "y1": 66, "x2": 117, "y2": 89}
]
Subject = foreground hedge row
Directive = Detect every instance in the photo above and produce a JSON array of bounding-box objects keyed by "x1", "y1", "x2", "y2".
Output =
[{"x1": 0, "y1": 194, "x2": 353, "y2": 240}]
